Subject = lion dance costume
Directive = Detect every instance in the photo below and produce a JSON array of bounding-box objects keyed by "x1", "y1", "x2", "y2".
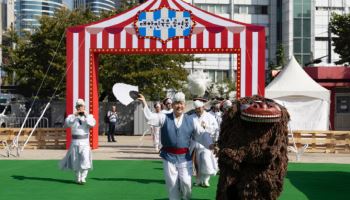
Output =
[{"x1": 216, "y1": 96, "x2": 290, "y2": 200}]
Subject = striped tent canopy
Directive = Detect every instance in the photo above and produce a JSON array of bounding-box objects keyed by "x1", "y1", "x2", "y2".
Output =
[{"x1": 66, "y1": 0, "x2": 266, "y2": 149}]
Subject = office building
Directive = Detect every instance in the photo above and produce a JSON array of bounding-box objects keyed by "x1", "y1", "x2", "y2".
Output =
[
  {"x1": 1, "y1": 0, "x2": 15, "y2": 68},
  {"x1": 184, "y1": 0, "x2": 273, "y2": 83},
  {"x1": 282, "y1": 0, "x2": 350, "y2": 66},
  {"x1": 15, "y1": 0, "x2": 64, "y2": 35},
  {"x1": 73, "y1": 0, "x2": 118, "y2": 14}
]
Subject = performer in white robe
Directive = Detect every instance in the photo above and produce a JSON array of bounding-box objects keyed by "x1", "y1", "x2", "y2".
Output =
[
  {"x1": 150, "y1": 102, "x2": 162, "y2": 151},
  {"x1": 138, "y1": 92, "x2": 212, "y2": 200},
  {"x1": 209, "y1": 102, "x2": 222, "y2": 142},
  {"x1": 191, "y1": 99, "x2": 219, "y2": 188},
  {"x1": 60, "y1": 99, "x2": 96, "y2": 184},
  {"x1": 161, "y1": 97, "x2": 173, "y2": 114}
]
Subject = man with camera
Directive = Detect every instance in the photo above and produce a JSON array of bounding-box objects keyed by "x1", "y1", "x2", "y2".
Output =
[{"x1": 60, "y1": 99, "x2": 96, "y2": 184}]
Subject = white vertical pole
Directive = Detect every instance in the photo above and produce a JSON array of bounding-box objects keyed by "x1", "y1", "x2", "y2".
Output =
[
  {"x1": 21, "y1": 102, "x2": 50, "y2": 151},
  {"x1": 13, "y1": 107, "x2": 32, "y2": 147}
]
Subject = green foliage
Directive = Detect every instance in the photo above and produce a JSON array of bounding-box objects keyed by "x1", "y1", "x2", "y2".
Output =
[
  {"x1": 116, "y1": 0, "x2": 139, "y2": 12},
  {"x1": 276, "y1": 43, "x2": 285, "y2": 68},
  {"x1": 2, "y1": 6, "x2": 196, "y2": 100},
  {"x1": 330, "y1": 13, "x2": 350, "y2": 64},
  {"x1": 1, "y1": 26, "x2": 23, "y2": 85},
  {"x1": 99, "y1": 54, "x2": 195, "y2": 101},
  {"x1": 266, "y1": 43, "x2": 285, "y2": 85},
  {"x1": 205, "y1": 78, "x2": 235, "y2": 100},
  {"x1": 2, "y1": 8, "x2": 98, "y2": 98}
]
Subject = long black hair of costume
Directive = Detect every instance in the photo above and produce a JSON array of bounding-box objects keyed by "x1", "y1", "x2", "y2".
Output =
[{"x1": 216, "y1": 96, "x2": 290, "y2": 200}]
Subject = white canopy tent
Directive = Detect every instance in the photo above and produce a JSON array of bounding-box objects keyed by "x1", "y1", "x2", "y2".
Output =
[{"x1": 265, "y1": 56, "x2": 330, "y2": 130}]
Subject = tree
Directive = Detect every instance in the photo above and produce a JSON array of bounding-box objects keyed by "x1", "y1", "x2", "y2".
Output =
[
  {"x1": 266, "y1": 43, "x2": 285, "y2": 84},
  {"x1": 99, "y1": 54, "x2": 196, "y2": 101},
  {"x1": 2, "y1": 7, "x2": 197, "y2": 100},
  {"x1": 275, "y1": 43, "x2": 285, "y2": 68},
  {"x1": 1, "y1": 26, "x2": 24, "y2": 86},
  {"x1": 330, "y1": 13, "x2": 350, "y2": 64},
  {"x1": 116, "y1": 0, "x2": 139, "y2": 12},
  {"x1": 2, "y1": 8, "x2": 98, "y2": 98}
]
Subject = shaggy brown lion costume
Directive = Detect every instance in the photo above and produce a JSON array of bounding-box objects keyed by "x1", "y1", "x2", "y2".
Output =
[{"x1": 216, "y1": 96, "x2": 290, "y2": 200}]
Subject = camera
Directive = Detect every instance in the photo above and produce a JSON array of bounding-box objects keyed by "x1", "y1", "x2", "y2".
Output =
[
  {"x1": 78, "y1": 112, "x2": 85, "y2": 116},
  {"x1": 129, "y1": 91, "x2": 140, "y2": 100}
]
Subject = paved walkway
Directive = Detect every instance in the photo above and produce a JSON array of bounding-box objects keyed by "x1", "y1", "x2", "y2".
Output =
[
  {"x1": 0, "y1": 136, "x2": 159, "y2": 160},
  {"x1": 1, "y1": 136, "x2": 350, "y2": 164}
]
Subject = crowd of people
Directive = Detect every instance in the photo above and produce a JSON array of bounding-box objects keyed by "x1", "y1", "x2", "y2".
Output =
[{"x1": 61, "y1": 93, "x2": 232, "y2": 199}]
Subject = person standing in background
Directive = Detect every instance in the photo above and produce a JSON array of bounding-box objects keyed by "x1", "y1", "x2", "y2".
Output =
[
  {"x1": 162, "y1": 97, "x2": 173, "y2": 114},
  {"x1": 190, "y1": 98, "x2": 219, "y2": 188},
  {"x1": 150, "y1": 102, "x2": 162, "y2": 151},
  {"x1": 209, "y1": 101, "x2": 222, "y2": 142},
  {"x1": 107, "y1": 105, "x2": 118, "y2": 142}
]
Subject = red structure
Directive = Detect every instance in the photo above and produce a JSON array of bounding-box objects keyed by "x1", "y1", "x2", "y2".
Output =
[
  {"x1": 305, "y1": 66, "x2": 350, "y2": 130},
  {"x1": 65, "y1": 0, "x2": 266, "y2": 149}
]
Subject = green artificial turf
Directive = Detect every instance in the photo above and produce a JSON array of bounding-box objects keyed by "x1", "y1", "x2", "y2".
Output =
[
  {"x1": 280, "y1": 163, "x2": 350, "y2": 200},
  {"x1": 0, "y1": 160, "x2": 349, "y2": 200}
]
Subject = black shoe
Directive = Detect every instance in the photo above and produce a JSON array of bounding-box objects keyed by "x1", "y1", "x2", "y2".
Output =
[{"x1": 112, "y1": 140, "x2": 116, "y2": 142}]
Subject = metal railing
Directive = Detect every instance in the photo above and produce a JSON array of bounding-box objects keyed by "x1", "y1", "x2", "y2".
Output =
[{"x1": 5, "y1": 117, "x2": 49, "y2": 128}]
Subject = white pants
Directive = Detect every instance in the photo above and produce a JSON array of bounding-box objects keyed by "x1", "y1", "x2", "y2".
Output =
[
  {"x1": 196, "y1": 147, "x2": 218, "y2": 185},
  {"x1": 197, "y1": 148, "x2": 217, "y2": 175},
  {"x1": 75, "y1": 169, "x2": 88, "y2": 182},
  {"x1": 163, "y1": 159, "x2": 193, "y2": 200},
  {"x1": 151, "y1": 126, "x2": 161, "y2": 150},
  {"x1": 197, "y1": 174, "x2": 210, "y2": 185}
]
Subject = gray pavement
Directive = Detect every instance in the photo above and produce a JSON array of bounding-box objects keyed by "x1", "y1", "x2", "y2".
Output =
[
  {"x1": 1, "y1": 136, "x2": 350, "y2": 164},
  {"x1": 0, "y1": 136, "x2": 160, "y2": 160}
]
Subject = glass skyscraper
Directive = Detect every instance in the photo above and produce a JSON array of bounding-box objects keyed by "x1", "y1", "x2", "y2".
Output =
[
  {"x1": 293, "y1": 0, "x2": 312, "y2": 65},
  {"x1": 15, "y1": 0, "x2": 64, "y2": 35},
  {"x1": 184, "y1": 0, "x2": 272, "y2": 83},
  {"x1": 74, "y1": 0, "x2": 118, "y2": 14},
  {"x1": 282, "y1": 0, "x2": 350, "y2": 66}
]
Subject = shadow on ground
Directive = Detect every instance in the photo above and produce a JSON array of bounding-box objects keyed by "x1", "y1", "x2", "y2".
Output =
[
  {"x1": 92, "y1": 177, "x2": 165, "y2": 185},
  {"x1": 12, "y1": 175, "x2": 76, "y2": 184}
]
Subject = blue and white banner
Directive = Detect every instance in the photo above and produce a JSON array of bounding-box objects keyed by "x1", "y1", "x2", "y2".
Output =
[{"x1": 135, "y1": 7, "x2": 193, "y2": 42}]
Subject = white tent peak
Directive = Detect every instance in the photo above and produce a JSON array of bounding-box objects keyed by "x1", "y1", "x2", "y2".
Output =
[{"x1": 266, "y1": 56, "x2": 330, "y2": 101}]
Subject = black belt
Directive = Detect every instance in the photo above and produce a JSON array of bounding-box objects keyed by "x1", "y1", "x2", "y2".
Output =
[{"x1": 72, "y1": 134, "x2": 89, "y2": 139}]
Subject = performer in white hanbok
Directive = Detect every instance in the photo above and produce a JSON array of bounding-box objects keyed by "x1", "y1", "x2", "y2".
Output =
[
  {"x1": 150, "y1": 102, "x2": 162, "y2": 151},
  {"x1": 209, "y1": 101, "x2": 222, "y2": 142},
  {"x1": 138, "y1": 92, "x2": 212, "y2": 200},
  {"x1": 60, "y1": 99, "x2": 96, "y2": 184},
  {"x1": 161, "y1": 97, "x2": 173, "y2": 114},
  {"x1": 191, "y1": 98, "x2": 219, "y2": 188}
]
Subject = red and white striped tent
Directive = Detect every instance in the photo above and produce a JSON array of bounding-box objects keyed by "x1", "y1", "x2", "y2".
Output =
[{"x1": 66, "y1": 0, "x2": 265, "y2": 149}]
